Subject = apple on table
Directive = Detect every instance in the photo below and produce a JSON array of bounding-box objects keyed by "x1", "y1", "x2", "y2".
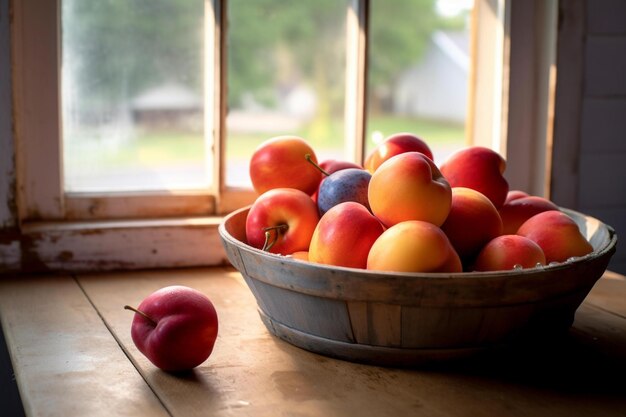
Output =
[{"x1": 124, "y1": 285, "x2": 219, "y2": 372}]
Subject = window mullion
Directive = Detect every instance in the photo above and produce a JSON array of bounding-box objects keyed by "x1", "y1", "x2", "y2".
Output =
[
  {"x1": 14, "y1": 0, "x2": 64, "y2": 220},
  {"x1": 344, "y1": 0, "x2": 369, "y2": 166}
]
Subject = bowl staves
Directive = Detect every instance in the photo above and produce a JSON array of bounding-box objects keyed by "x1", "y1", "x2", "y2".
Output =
[{"x1": 219, "y1": 206, "x2": 617, "y2": 367}]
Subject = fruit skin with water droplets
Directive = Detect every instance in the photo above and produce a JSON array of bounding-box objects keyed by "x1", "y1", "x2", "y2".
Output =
[
  {"x1": 473, "y1": 235, "x2": 546, "y2": 272},
  {"x1": 245, "y1": 188, "x2": 319, "y2": 255},
  {"x1": 517, "y1": 210, "x2": 593, "y2": 263}
]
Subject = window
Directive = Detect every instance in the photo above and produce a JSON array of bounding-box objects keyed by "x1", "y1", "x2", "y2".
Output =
[{"x1": 6, "y1": 0, "x2": 556, "y2": 270}]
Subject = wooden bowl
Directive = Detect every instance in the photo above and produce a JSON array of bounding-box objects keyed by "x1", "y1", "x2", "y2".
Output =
[{"x1": 219, "y1": 207, "x2": 617, "y2": 366}]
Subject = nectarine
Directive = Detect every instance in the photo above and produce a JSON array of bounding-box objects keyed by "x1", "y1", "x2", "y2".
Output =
[
  {"x1": 368, "y1": 152, "x2": 452, "y2": 227},
  {"x1": 517, "y1": 210, "x2": 593, "y2": 263}
]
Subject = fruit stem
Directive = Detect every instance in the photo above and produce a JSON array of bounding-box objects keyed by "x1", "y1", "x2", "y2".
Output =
[
  {"x1": 305, "y1": 154, "x2": 329, "y2": 176},
  {"x1": 261, "y1": 224, "x2": 288, "y2": 252},
  {"x1": 124, "y1": 305, "x2": 157, "y2": 327}
]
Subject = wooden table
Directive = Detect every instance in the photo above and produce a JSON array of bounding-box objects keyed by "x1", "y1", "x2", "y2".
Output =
[{"x1": 1, "y1": 267, "x2": 626, "y2": 417}]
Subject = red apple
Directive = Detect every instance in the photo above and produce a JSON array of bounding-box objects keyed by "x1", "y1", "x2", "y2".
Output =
[
  {"x1": 124, "y1": 285, "x2": 218, "y2": 372},
  {"x1": 440, "y1": 146, "x2": 509, "y2": 209},
  {"x1": 249, "y1": 136, "x2": 322, "y2": 195},
  {"x1": 245, "y1": 188, "x2": 320, "y2": 255},
  {"x1": 364, "y1": 132, "x2": 434, "y2": 173},
  {"x1": 309, "y1": 202, "x2": 384, "y2": 269},
  {"x1": 368, "y1": 152, "x2": 452, "y2": 227}
]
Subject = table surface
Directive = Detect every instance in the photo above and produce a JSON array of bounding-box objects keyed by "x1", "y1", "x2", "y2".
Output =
[{"x1": 1, "y1": 267, "x2": 626, "y2": 417}]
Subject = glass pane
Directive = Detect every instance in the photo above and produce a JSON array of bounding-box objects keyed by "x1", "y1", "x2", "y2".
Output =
[
  {"x1": 226, "y1": 0, "x2": 349, "y2": 188},
  {"x1": 366, "y1": 0, "x2": 473, "y2": 165},
  {"x1": 62, "y1": 0, "x2": 208, "y2": 192}
]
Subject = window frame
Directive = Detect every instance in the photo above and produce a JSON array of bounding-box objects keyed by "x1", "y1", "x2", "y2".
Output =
[{"x1": 2, "y1": 0, "x2": 557, "y2": 272}]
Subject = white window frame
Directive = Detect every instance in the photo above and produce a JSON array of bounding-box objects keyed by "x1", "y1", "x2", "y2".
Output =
[{"x1": 1, "y1": 0, "x2": 557, "y2": 272}]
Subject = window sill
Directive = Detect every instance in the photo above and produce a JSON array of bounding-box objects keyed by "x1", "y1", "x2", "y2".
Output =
[{"x1": 0, "y1": 216, "x2": 229, "y2": 274}]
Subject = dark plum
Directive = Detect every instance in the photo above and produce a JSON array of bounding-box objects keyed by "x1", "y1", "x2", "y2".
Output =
[{"x1": 317, "y1": 168, "x2": 371, "y2": 215}]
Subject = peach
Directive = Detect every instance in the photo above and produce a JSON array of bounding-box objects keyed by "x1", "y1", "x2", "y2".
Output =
[
  {"x1": 517, "y1": 210, "x2": 594, "y2": 263},
  {"x1": 368, "y1": 152, "x2": 452, "y2": 227},
  {"x1": 441, "y1": 187, "x2": 503, "y2": 261},
  {"x1": 309, "y1": 202, "x2": 385, "y2": 269},
  {"x1": 364, "y1": 132, "x2": 433, "y2": 173},
  {"x1": 245, "y1": 188, "x2": 320, "y2": 255},
  {"x1": 249, "y1": 136, "x2": 322, "y2": 195},
  {"x1": 439, "y1": 146, "x2": 509, "y2": 209},
  {"x1": 473, "y1": 235, "x2": 546, "y2": 272},
  {"x1": 499, "y1": 196, "x2": 559, "y2": 235},
  {"x1": 290, "y1": 251, "x2": 309, "y2": 261},
  {"x1": 367, "y1": 220, "x2": 460, "y2": 273}
]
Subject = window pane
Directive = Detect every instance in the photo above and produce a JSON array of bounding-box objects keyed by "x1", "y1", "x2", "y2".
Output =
[
  {"x1": 226, "y1": 0, "x2": 349, "y2": 188},
  {"x1": 366, "y1": 0, "x2": 473, "y2": 165},
  {"x1": 62, "y1": 0, "x2": 208, "y2": 192}
]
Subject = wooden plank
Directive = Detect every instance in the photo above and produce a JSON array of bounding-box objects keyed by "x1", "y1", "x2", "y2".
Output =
[
  {"x1": 0, "y1": 275, "x2": 168, "y2": 417},
  {"x1": 12, "y1": 0, "x2": 64, "y2": 220},
  {"x1": 15, "y1": 219, "x2": 226, "y2": 272},
  {"x1": 65, "y1": 193, "x2": 216, "y2": 220},
  {"x1": 584, "y1": 271, "x2": 626, "y2": 318},
  {"x1": 247, "y1": 278, "x2": 355, "y2": 343},
  {"x1": 366, "y1": 303, "x2": 402, "y2": 347},
  {"x1": 77, "y1": 268, "x2": 626, "y2": 417}
]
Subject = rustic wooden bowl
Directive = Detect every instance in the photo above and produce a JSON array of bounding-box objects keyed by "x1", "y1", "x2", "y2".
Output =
[{"x1": 219, "y1": 206, "x2": 617, "y2": 367}]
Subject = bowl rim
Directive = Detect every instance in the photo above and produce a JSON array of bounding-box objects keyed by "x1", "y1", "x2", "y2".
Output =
[{"x1": 219, "y1": 205, "x2": 617, "y2": 281}]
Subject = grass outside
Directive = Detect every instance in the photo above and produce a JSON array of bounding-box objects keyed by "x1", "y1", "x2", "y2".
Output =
[{"x1": 65, "y1": 115, "x2": 466, "y2": 172}]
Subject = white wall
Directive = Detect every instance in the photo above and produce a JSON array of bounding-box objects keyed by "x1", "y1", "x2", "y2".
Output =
[{"x1": 552, "y1": 0, "x2": 626, "y2": 274}]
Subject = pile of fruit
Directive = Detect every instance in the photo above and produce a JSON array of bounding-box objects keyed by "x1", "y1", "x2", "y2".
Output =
[{"x1": 245, "y1": 133, "x2": 594, "y2": 273}]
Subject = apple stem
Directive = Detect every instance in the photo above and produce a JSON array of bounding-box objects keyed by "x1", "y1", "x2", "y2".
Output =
[
  {"x1": 261, "y1": 224, "x2": 288, "y2": 252},
  {"x1": 305, "y1": 154, "x2": 330, "y2": 176},
  {"x1": 124, "y1": 305, "x2": 157, "y2": 327}
]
